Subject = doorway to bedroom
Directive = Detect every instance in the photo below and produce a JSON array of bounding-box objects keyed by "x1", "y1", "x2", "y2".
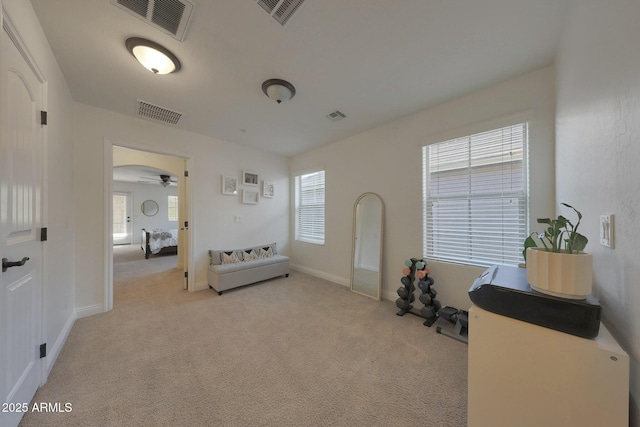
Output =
[
  {"x1": 107, "y1": 143, "x2": 192, "y2": 310},
  {"x1": 112, "y1": 164, "x2": 180, "y2": 258}
]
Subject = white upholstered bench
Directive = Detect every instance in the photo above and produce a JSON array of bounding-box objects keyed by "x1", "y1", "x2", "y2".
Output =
[{"x1": 207, "y1": 243, "x2": 289, "y2": 295}]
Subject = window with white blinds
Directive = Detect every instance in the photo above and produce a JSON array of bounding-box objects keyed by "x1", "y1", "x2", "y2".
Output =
[
  {"x1": 423, "y1": 123, "x2": 528, "y2": 267},
  {"x1": 295, "y1": 170, "x2": 325, "y2": 245}
]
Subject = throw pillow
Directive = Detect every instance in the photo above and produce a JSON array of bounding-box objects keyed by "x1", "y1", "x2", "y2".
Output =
[
  {"x1": 243, "y1": 249, "x2": 258, "y2": 261},
  {"x1": 259, "y1": 246, "x2": 273, "y2": 258},
  {"x1": 222, "y1": 251, "x2": 241, "y2": 264},
  {"x1": 209, "y1": 250, "x2": 222, "y2": 265}
]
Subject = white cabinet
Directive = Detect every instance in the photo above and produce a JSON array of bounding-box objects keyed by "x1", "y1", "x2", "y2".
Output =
[{"x1": 468, "y1": 305, "x2": 629, "y2": 427}]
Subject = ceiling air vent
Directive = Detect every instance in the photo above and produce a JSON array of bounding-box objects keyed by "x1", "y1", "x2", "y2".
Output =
[
  {"x1": 326, "y1": 110, "x2": 346, "y2": 122},
  {"x1": 111, "y1": 0, "x2": 195, "y2": 41},
  {"x1": 255, "y1": 0, "x2": 308, "y2": 27},
  {"x1": 137, "y1": 100, "x2": 183, "y2": 125}
]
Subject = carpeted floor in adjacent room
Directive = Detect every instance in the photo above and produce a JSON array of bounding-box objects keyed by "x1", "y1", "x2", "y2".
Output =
[{"x1": 20, "y1": 244, "x2": 468, "y2": 426}]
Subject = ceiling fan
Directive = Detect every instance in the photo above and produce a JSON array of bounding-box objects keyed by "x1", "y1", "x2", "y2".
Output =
[{"x1": 138, "y1": 174, "x2": 177, "y2": 187}]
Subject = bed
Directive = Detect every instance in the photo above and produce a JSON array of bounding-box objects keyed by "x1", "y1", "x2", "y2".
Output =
[{"x1": 141, "y1": 228, "x2": 178, "y2": 259}]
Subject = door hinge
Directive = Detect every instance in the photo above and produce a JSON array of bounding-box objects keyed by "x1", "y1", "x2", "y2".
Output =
[
  {"x1": 40, "y1": 343, "x2": 47, "y2": 358},
  {"x1": 40, "y1": 227, "x2": 48, "y2": 242},
  {"x1": 184, "y1": 170, "x2": 189, "y2": 177},
  {"x1": 40, "y1": 111, "x2": 47, "y2": 126}
]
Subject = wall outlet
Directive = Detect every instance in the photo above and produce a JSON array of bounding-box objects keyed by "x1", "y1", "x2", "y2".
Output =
[
  {"x1": 234, "y1": 215, "x2": 243, "y2": 223},
  {"x1": 600, "y1": 214, "x2": 614, "y2": 248}
]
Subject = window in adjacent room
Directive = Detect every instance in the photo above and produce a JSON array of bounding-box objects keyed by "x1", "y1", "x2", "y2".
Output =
[
  {"x1": 422, "y1": 122, "x2": 529, "y2": 267},
  {"x1": 295, "y1": 169, "x2": 325, "y2": 245},
  {"x1": 168, "y1": 195, "x2": 178, "y2": 221}
]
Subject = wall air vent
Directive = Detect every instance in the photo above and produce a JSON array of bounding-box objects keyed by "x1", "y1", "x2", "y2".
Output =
[
  {"x1": 255, "y1": 0, "x2": 308, "y2": 27},
  {"x1": 137, "y1": 100, "x2": 183, "y2": 125},
  {"x1": 326, "y1": 110, "x2": 346, "y2": 122},
  {"x1": 110, "y1": 0, "x2": 195, "y2": 41}
]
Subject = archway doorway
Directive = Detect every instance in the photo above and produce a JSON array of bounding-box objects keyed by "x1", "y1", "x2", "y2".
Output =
[{"x1": 104, "y1": 141, "x2": 192, "y2": 312}]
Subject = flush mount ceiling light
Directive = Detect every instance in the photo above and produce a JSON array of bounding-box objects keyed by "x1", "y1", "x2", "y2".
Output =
[
  {"x1": 126, "y1": 37, "x2": 181, "y2": 75},
  {"x1": 262, "y1": 79, "x2": 296, "y2": 103}
]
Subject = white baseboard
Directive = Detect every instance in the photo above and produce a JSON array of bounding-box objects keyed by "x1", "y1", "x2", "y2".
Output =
[
  {"x1": 290, "y1": 264, "x2": 398, "y2": 301},
  {"x1": 382, "y1": 288, "x2": 396, "y2": 302},
  {"x1": 75, "y1": 304, "x2": 103, "y2": 319},
  {"x1": 195, "y1": 280, "x2": 210, "y2": 292},
  {"x1": 290, "y1": 264, "x2": 349, "y2": 287},
  {"x1": 44, "y1": 312, "x2": 76, "y2": 378}
]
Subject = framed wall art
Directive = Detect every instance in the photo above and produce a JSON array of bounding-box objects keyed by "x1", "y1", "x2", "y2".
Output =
[
  {"x1": 222, "y1": 175, "x2": 238, "y2": 195},
  {"x1": 262, "y1": 181, "x2": 274, "y2": 198},
  {"x1": 242, "y1": 189, "x2": 259, "y2": 204},
  {"x1": 242, "y1": 170, "x2": 259, "y2": 186}
]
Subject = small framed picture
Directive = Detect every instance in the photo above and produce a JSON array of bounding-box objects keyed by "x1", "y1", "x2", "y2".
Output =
[
  {"x1": 242, "y1": 170, "x2": 259, "y2": 186},
  {"x1": 242, "y1": 189, "x2": 259, "y2": 204},
  {"x1": 262, "y1": 181, "x2": 274, "y2": 198},
  {"x1": 221, "y1": 175, "x2": 238, "y2": 195}
]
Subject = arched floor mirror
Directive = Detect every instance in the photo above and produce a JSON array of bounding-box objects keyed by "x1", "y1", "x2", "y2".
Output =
[{"x1": 350, "y1": 192, "x2": 384, "y2": 300}]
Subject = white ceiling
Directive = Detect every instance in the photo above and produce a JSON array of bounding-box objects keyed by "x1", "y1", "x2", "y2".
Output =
[
  {"x1": 30, "y1": 0, "x2": 569, "y2": 157},
  {"x1": 113, "y1": 165, "x2": 177, "y2": 185}
]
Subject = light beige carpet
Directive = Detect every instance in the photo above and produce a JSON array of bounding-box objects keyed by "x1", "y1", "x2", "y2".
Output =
[{"x1": 20, "y1": 245, "x2": 468, "y2": 426}]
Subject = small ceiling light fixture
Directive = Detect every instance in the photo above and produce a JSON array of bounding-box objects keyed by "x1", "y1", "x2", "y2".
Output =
[
  {"x1": 126, "y1": 37, "x2": 181, "y2": 75},
  {"x1": 262, "y1": 79, "x2": 296, "y2": 104}
]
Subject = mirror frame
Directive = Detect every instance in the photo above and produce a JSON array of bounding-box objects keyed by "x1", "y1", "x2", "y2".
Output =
[
  {"x1": 350, "y1": 192, "x2": 384, "y2": 301},
  {"x1": 141, "y1": 199, "x2": 159, "y2": 216}
]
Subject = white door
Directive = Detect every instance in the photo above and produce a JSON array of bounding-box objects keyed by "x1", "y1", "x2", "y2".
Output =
[
  {"x1": 0, "y1": 19, "x2": 45, "y2": 427},
  {"x1": 113, "y1": 191, "x2": 132, "y2": 245}
]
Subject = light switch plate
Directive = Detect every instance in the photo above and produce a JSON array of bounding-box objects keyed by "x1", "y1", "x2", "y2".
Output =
[{"x1": 600, "y1": 214, "x2": 614, "y2": 248}]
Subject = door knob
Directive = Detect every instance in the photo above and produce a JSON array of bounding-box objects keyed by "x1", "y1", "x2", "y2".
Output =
[{"x1": 2, "y1": 257, "x2": 29, "y2": 273}]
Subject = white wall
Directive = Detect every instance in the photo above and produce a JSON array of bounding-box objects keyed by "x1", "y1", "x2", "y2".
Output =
[
  {"x1": 112, "y1": 182, "x2": 178, "y2": 245},
  {"x1": 556, "y1": 1, "x2": 640, "y2": 421},
  {"x1": 2, "y1": 0, "x2": 76, "y2": 375},
  {"x1": 74, "y1": 103, "x2": 290, "y2": 309},
  {"x1": 291, "y1": 66, "x2": 556, "y2": 310}
]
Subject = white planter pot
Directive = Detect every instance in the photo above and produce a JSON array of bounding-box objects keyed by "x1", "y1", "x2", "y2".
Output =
[{"x1": 526, "y1": 247, "x2": 593, "y2": 300}]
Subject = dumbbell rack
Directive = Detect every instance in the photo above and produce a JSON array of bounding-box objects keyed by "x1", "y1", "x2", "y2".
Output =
[{"x1": 395, "y1": 257, "x2": 441, "y2": 327}]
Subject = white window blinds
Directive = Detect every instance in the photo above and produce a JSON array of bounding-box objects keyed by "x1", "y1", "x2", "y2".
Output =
[
  {"x1": 295, "y1": 170, "x2": 325, "y2": 245},
  {"x1": 423, "y1": 123, "x2": 528, "y2": 267}
]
